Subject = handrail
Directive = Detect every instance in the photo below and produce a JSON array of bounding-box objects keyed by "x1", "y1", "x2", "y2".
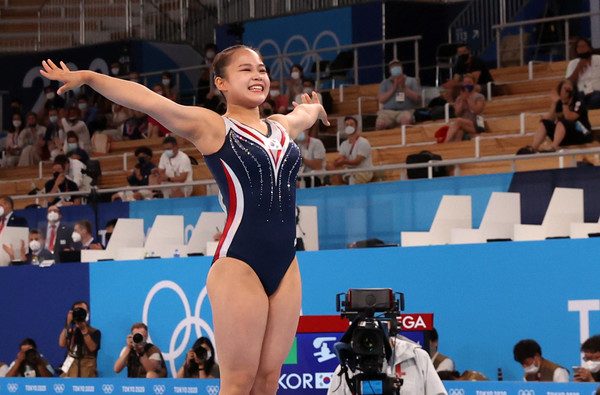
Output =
[{"x1": 9, "y1": 145, "x2": 600, "y2": 202}]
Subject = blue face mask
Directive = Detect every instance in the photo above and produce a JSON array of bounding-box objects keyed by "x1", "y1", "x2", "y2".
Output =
[
  {"x1": 165, "y1": 149, "x2": 174, "y2": 158},
  {"x1": 296, "y1": 131, "x2": 306, "y2": 142},
  {"x1": 391, "y1": 66, "x2": 403, "y2": 77},
  {"x1": 68, "y1": 142, "x2": 78, "y2": 152}
]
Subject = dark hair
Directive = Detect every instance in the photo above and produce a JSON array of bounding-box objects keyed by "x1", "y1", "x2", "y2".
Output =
[
  {"x1": 105, "y1": 218, "x2": 118, "y2": 229},
  {"x1": 205, "y1": 43, "x2": 218, "y2": 52},
  {"x1": 54, "y1": 155, "x2": 69, "y2": 169},
  {"x1": 66, "y1": 131, "x2": 79, "y2": 141},
  {"x1": 513, "y1": 339, "x2": 542, "y2": 363},
  {"x1": 20, "y1": 338, "x2": 38, "y2": 349},
  {"x1": 185, "y1": 337, "x2": 216, "y2": 378},
  {"x1": 557, "y1": 79, "x2": 577, "y2": 102},
  {"x1": 344, "y1": 116, "x2": 358, "y2": 126},
  {"x1": 163, "y1": 136, "x2": 178, "y2": 146},
  {"x1": 577, "y1": 37, "x2": 593, "y2": 50},
  {"x1": 291, "y1": 64, "x2": 303, "y2": 76},
  {"x1": 582, "y1": 335, "x2": 600, "y2": 353},
  {"x1": 0, "y1": 195, "x2": 14, "y2": 209},
  {"x1": 77, "y1": 94, "x2": 88, "y2": 102},
  {"x1": 71, "y1": 300, "x2": 89, "y2": 312},
  {"x1": 26, "y1": 111, "x2": 38, "y2": 119},
  {"x1": 430, "y1": 328, "x2": 439, "y2": 342},
  {"x1": 212, "y1": 44, "x2": 262, "y2": 80},
  {"x1": 303, "y1": 78, "x2": 315, "y2": 86},
  {"x1": 75, "y1": 219, "x2": 92, "y2": 235},
  {"x1": 29, "y1": 229, "x2": 41, "y2": 236},
  {"x1": 131, "y1": 322, "x2": 148, "y2": 332},
  {"x1": 134, "y1": 146, "x2": 153, "y2": 157},
  {"x1": 9, "y1": 113, "x2": 24, "y2": 132}
]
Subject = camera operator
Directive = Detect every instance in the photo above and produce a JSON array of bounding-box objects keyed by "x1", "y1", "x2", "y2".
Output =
[
  {"x1": 6, "y1": 338, "x2": 54, "y2": 377},
  {"x1": 176, "y1": 337, "x2": 220, "y2": 378},
  {"x1": 328, "y1": 331, "x2": 447, "y2": 395},
  {"x1": 113, "y1": 322, "x2": 167, "y2": 378},
  {"x1": 58, "y1": 301, "x2": 101, "y2": 377}
]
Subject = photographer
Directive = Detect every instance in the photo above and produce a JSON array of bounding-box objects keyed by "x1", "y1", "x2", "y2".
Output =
[
  {"x1": 176, "y1": 337, "x2": 220, "y2": 378},
  {"x1": 113, "y1": 322, "x2": 167, "y2": 378},
  {"x1": 5, "y1": 338, "x2": 54, "y2": 377},
  {"x1": 44, "y1": 155, "x2": 81, "y2": 206},
  {"x1": 58, "y1": 301, "x2": 101, "y2": 377}
]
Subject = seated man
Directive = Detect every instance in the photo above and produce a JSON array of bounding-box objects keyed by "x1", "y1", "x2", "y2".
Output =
[
  {"x1": 376, "y1": 59, "x2": 421, "y2": 130},
  {"x1": 513, "y1": 339, "x2": 568, "y2": 382},
  {"x1": 451, "y1": 44, "x2": 494, "y2": 95},
  {"x1": 153, "y1": 136, "x2": 193, "y2": 198},
  {"x1": 44, "y1": 156, "x2": 81, "y2": 206},
  {"x1": 114, "y1": 322, "x2": 167, "y2": 378},
  {"x1": 575, "y1": 334, "x2": 600, "y2": 382},
  {"x1": 72, "y1": 220, "x2": 102, "y2": 250},
  {"x1": 429, "y1": 328, "x2": 455, "y2": 373},
  {"x1": 65, "y1": 131, "x2": 90, "y2": 165},
  {"x1": 112, "y1": 146, "x2": 157, "y2": 202},
  {"x1": 0, "y1": 195, "x2": 28, "y2": 231},
  {"x1": 2, "y1": 229, "x2": 53, "y2": 265},
  {"x1": 566, "y1": 38, "x2": 600, "y2": 109},
  {"x1": 327, "y1": 117, "x2": 373, "y2": 185},
  {"x1": 5, "y1": 338, "x2": 54, "y2": 377},
  {"x1": 295, "y1": 130, "x2": 326, "y2": 187}
]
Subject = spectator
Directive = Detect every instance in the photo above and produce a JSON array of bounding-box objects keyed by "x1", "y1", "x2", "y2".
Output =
[
  {"x1": 161, "y1": 71, "x2": 179, "y2": 102},
  {"x1": 203, "y1": 43, "x2": 218, "y2": 66},
  {"x1": 328, "y1": 334, "x2": 447, "y2": 394},
  {"x1": 285, "y1": 64, "x2": 304, "y2": 104},
  {"x1": 103, "y1": 218, "x2": 118, "y2": 247},
  {"x1": 513, "y1": 339, "x2": 568, "y2": 382},
  {"x1": 154, "y1": 136, "x2": 193, "y2": 198},
  {"x1": 76, "y1": 95, "x2": 99, "y2": 133},
  {"x1": 0, "y1": 195, "x2": 28, "y2": 230},
  {"x1": 42, "y1": 85, "x2": 66, "y2": 112},
  {"x1": 566, "y1": 38, "x2": 600, "y2": 109},
  {"x1": 113, "y1": 322, "x2": 167, "y2": 378},
  {"x1": 61, "y1": 107, "x2": 92, "y2": 152},
  {"x1": 524, "y1": 79, "x2": 592, "y2": 153},
  {"x1": 268, "y1": 79, "x2": 289, "y2": 114},
  {"x1": 110, "y1": 61, "x2": 123, "y2": 77},
  {"x1": 122, "y1": 110, "x2": 149, "y2": 140},
  {"x1": 64, "y1": 131, "x2": 89, "y2": 165},
  {"x1": 5, "y1": 338, "x2": 54, "y2": 377},
  {"x1": 72, "y1": 219, "x2": 102, "y2": 250},
  {"x1": 444, "y1": 74, "x2": 486, "y2": 142},
  {"x1": 18, "y1": 111, "x2": 47, "y2": 166},
  {"x1": 45, "y1": 108, "x2": 66, "y2": 160},
  {"x1": 1, "y1": 113, "x2": 25, "y2": 167},
  {"x1": 2, "y1": 229, "x2": 53, "y2": 265},
  {"x1": 294, "y1": 78, "x2": 323, "y2": 106},
  {"x1": 44, "y1": 155, "x2": 81, "y2": 206},
  {"x1": 58, "y1": 301, "x2": 101, "y2": 377},
  {"x1": 112, "y1": 146, "x2": 157, "y2": 202},
  {"x1": 327, "y1": 116, "x2": 373, "y2": 185},
  {"x1": 430, "y1": 328, "x2": 455, "y2": 373},
  {"x1": 44, "y1": 205, "x2": 74, "y2": 257},
  {"x1": 295, "y1": 130, "x2": 326, "y2": 187},
  {"x1": 147, "y1": 85, "x2": 172, "y2": 138},
  {"x1": 129, "y1": 71, "x2": 141, "y2": 84},
  {"x1": 452, "y1": 44, "x2": 494, "y2": 95},
  {"x1": 0, "y1": 362, "x2": 7, "y2": 377},
  {"x1": 197, "y1": 67, "x2": 222, "y2": 112},
  {"x1": 176, "y1": 337, "x2": 220, "y2": 378},
  {"x1": 106, "y1": 102, "x2": 130, "y2": 130},
  {"x1": 376, "y1": 59, "x2": 421, "y2": 130},
  {"x1": 575, "y1": 334, "x2": 600, "y2": 382}
]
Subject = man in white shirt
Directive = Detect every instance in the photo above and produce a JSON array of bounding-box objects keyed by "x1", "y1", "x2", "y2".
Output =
[
  {"x1": 155, "y1": 136, "x2": 193, "y2": 198},
  {"x1": 295, "y1": 130, "x2": 326, "y2": 187},
  {"x1": 328, "y1": 116, "x2": 373, "y2": 185},
  {"x1": 566, "y1": 38, "x2": 600, "y2": 109},
  {"x1": 61, "y1": 107, "x2": 92, "y2": 152}
]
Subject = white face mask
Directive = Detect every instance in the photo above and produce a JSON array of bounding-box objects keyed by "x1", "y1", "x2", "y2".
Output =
[
  {"x1": 291, "y1": 71, "x2": 300, "y2": 80},
  {"x1": 29, "y1": 240, "x2": 42, "y2": 253},
  {"x1": 71, "y1": 231, "x2": 82, "y2": 243},
  {"x1": 111, "y1": 67, "x2": 120, "y2": 75},
  {"x1": 270, "y1": 89, "x2": 280, "y2": 98},
  {"x1": 585, "y1": 360, "x2": 600, "y2": 373},
  {"x1": 0, "y1": 206, "x2": 4, "y2": 217},
  {"x1": 524, "y1": 362, "x2": 539, "y2": 374},
  {"x1": 344, "y1": 126, "x2": 356, "y2": 136},
  {"x1": 47, "y1": 211, "x2": 59, "y2": 223},
  {"x1": 162, "y1": 78, "x2": 171, "y2": 86},
  {"x1": 46, "y1": 92, "x2": 55, "y2": 100},
  {"x1": 12, "y1": 120, "x2": 22, "y2": 128},
  {"x1": 302, "y1": 87, "x2": 313, "y2": 95},
  {"x1": 49, "y1": 115, "x2": 58, "y2": 123}
]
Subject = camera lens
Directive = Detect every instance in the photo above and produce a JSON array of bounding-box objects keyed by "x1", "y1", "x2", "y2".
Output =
[
  {"x1": 193, "y1": 347, "x2": 207, "y2": 360},
  {"x1": 132, "y1": 333, "x2": 144, "y2": 344},
  {"x1": 72, "y1": 307, "x2": 87, "y2": 323}
]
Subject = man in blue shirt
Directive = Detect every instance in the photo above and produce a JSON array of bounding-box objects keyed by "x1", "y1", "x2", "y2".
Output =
[{"x1": 376, "y1": 59, "x2": 421, "y2": 130}]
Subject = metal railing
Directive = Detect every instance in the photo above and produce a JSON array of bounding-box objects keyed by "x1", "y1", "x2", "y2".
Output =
[
  {"x1": 448, "y1": 0, "x2": 531, "y2": 54},
  {"x1": 492, "y1": 10, "x2": 600, "y2": 68},
  {"x1": 33, "y1": 0, "x2": 217, "y2": 52}
]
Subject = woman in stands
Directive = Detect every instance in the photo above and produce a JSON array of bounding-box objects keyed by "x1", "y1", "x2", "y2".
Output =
[
  {"x1": 526, "y1": 79, "x2": 592, "y2": 153},
  {"x1": 41, "y1": 46, "x2": 328, "y2": 395},
  {"x1": 444, "y1": 74, "x2": 486, "y2": 143}
]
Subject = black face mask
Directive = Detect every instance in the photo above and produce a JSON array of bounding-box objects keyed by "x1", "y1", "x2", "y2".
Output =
[
  {"x1": 138, "y1": 156, "x2": 147, "y2": 165},
  {"x1": 458, "y1": 53, "x2": 469, "y2": 63},
  {"x1": 53, "y1": 171, "x2": 60, "y2": 179},
  {"x1": 578, "y1": 51, "x2": 593, "y2": 59}
]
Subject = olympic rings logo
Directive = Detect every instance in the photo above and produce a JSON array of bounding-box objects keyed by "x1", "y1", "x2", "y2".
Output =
[
  {"x1": 53, "y1": 384, "x2": 65, "y2": 393},
  {"x1": 143, "y1": 280, "x2": 215, "y2": 377},
  {"x1": 102, "y1": 384, "x2": 114, "y2": 394},
  {"x1": 6, "y1": 383, "x2": 18, "y2": 393},
  {"x1": 448, "y1": 389, "x2": 465, "y2": 395},
  {"x1": 153, "y1": 385, "x2": 166, "y2": 395},
  {"x1": 206, "y1": 385, "x2": 220, "y2": 395},
  {"x1": 518, "y1": 390, "x2": 535, "y2": 395}
]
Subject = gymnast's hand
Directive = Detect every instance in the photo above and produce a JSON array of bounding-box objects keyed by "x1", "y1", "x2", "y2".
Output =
[
  {"x1": 293, "y1": 91, "x2": 330, "y2": 127},
  {"x1": 40, "y1": 60, "x2": 85, "y2": 95}
]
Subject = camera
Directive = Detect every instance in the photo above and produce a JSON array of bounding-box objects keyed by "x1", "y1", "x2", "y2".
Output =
[
  {"x1": 333, "y1": 289, "x2": 405, "y2": 395},
  {"x1": 132, "y1": 333, "x2": 144, "y2": 344},
  {"x1": 193, "y1": 346, "x2": 207, "y2": 361},
  {"x1": 72, "y1": 307, "x2": 87, "y2": 323},
  {"x1": 25, "y1": 349, "x2": 39, "y2": 362}
]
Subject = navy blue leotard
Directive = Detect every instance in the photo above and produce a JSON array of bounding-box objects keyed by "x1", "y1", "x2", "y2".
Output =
[{"x1": 204, "y1": 117, "x2": 302, "y2": 296}]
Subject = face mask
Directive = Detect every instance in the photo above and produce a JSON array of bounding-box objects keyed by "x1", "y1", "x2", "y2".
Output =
[
  {"x1": 344, "y1": 126, "x2": 356, "y2": 136},
  {"x1": 28, "y1": 122, "x2": 37, "y2": 128},
  {"x1": 303, "y1": 87, "x2": 313, "y2": 95},
  {"x1": 111, "y1": 67, "x2": 120, "y2": 75},
  {"x1": 46, "y1": 92, "x2": 55, "y2": 100},
  {"x1": 585, "y1": 360, "x2": 600, "y2": 373},
  {"x1": 291, "y1": 71, "x2": 300, "y2": 80},
  {"x1": 72, "y1": 87, "x2": 81, "y2": 95},
  {"x1": 165, "y1": 149, "x2": 174, "y2": 158},
  {"x1": 0, "y1": 206, "x2": 4, "y2": 217},
  {"x1": 458, "y1": 53, "x2": 470, "y2": 63},
  {"x1": 391, "y1": 66, "x2": 403, "y2": 77},
  {"x1": 524, "y1": 362, "x2": 539, "y2": 374},
  {"x1": 69, "y1": 117, "x2": 78, "y2": 123},
  {"x1": 138, "y1": 156, "x2": 147, "y2": 165},
  {"x1": 29, "y1": 240, "x2": 42, "y2": 253},
  {"x1": 71, "y1": 231, "x2": 82, "y2": 243},
  {"x1": 206, "y1": 51, "x2": 216, "y2": 59},
  {"x1": 68, "y1": 142, "x2": 78, "y2": 152},
  {"x1": 49, "y1": 115, "x2": 58, "y2": 123},
  {"x1": 47, "y1": 211, "x2": 59, "y2": 223},
  {"x1": 579, "y1": 51, "x2": 593, "y2": 59},
  {"x1": 270, "y1": 89, "x2": 280, "y2": 98},
  {"x1": 162, "y1": 79, "x2": 171, "y2": 86},
  {"x1": 130, "y1": 78, "x2": 139, "y2": 83},
  {"x1": 463, "y1": 84, "x2": 474, "y2": 93},
  {"x1": 78, "y1": 103, "x2": 87, "y2": 110},
  {"x1": 296, "y1": 131, "x2": 306, "y2": 142},
  {"x1": 12, "y1": 120, "x2": 21, "y2": 128}
]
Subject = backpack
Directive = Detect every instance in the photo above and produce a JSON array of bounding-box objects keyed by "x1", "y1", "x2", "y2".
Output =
[{"x1": 406, "y1": 151, "x2": 447, "y2": 179}]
